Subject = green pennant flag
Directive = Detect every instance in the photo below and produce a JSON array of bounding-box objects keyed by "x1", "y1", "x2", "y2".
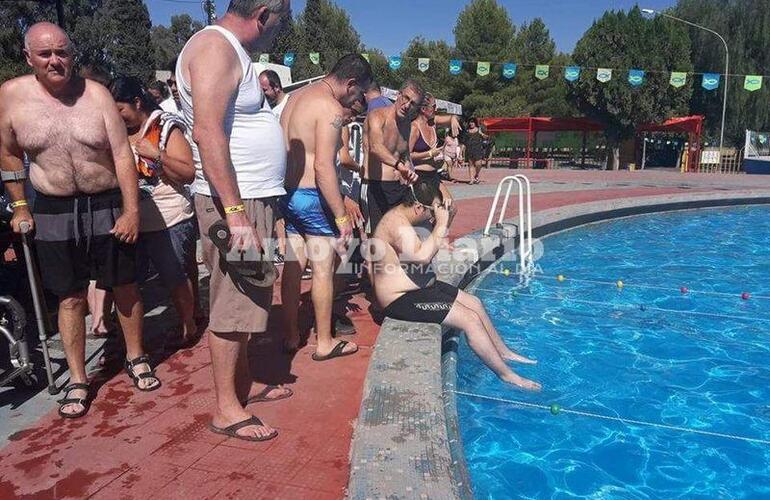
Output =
[
  {"x1": 744, "y1": 75, "x2": 763, "y2": 92},
  {"x1": 670, "y1": 72, "x2": 687, "y2": 88},
  {"x1": 309, "y1": 52, "x2": 320, "y2": 65},
  {"x1": 361, "y1": 53, "x2": 370, "y2": 62},
  {"x1": 477, "y1": 61, "x2": 490, "y2": 77},
  {"x1": 259, "y1": 53, "x2": 269, "y2": 64},
  {"x1": 535, "y1": 65, "x2": 549, "y2": 80}
]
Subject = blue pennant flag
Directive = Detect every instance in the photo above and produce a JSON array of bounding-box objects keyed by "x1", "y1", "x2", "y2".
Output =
[
  {"x1": 564, "y1": 66, "x2": 581, "y2": 82},
  {"x1": 702, "y1": 73, "x2": 720, "y2": 91},
  {"x1": 388, "y1": 55, "x2": 402, "y2": 70},
  {"x1": 283, "y1": 53, "x2": 295, "y2": 67},
  {"x1": 449, "y1": 59, "x2": 463, "y2": 75},
  {"x1": 502, "y1": 63, "x2": 517, "y2": 79},
  {"x1": 628, "y1": 69, "x2": 645, "y2": 86}
]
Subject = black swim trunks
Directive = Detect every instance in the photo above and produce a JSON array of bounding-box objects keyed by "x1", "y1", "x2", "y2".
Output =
[
  {"x1": 383, "y1": 280, "x2": 459, "y2": 324},
  {"x1": 33, "y1": 188, "x2": 137, "y2": 296},
  {"x1": 360, "y1": 179, "x2": 409, "y2": 235}
]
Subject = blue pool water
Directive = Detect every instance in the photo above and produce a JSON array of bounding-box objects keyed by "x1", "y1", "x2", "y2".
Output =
[{"x1": 457, "y1": 206, "x2": 770, "y2": 499}]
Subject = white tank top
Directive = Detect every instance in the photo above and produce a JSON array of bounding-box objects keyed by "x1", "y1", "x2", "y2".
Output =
[{"x1": 176, "y1": 25, "x2": 286, "y2": 199}]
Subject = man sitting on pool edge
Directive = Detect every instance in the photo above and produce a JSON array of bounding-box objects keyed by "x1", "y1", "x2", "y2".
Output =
[{"x1": 369, "y1": 179, "x2": 541, "y2": 391}]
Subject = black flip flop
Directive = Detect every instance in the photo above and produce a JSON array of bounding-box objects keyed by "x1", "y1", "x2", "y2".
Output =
[
  {"x1": 244, "y1": 385, "x2": 293, "y2": 405},
  {"x1": 208, "y1": 219, "x2": 277, "y2": 287},
  {"x1": 57, "y1": 383, "x2": 91, "y2": 419},
  {"x1": 125, "y1": 355, "x2": 162, "y2": 392},
  {"x1": 311, "y1": 340, "x2": 358, "y2": 362},
  {"x1": 208, "y1": 415, "x2": 278, "y2": 442}
]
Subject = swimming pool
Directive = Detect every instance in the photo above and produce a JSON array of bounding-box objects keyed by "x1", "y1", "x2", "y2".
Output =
[{"x1": 456, "y1": 206, "x2": 770, "y2": 499}]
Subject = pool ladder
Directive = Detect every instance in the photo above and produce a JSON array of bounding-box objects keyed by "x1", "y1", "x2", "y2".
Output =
[{"x1": 484, "y1": 175, "x2": 534, "y2": 284}]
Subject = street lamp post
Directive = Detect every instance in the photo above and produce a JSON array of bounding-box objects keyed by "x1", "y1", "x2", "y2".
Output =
[{"x1": 642, "y1": 8, "x2": 729, "y2": 160}]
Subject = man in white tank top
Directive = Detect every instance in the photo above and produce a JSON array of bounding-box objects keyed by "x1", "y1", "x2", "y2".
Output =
[{"x1": 176, "y1": 0, "x2": 290, "y2": 443}]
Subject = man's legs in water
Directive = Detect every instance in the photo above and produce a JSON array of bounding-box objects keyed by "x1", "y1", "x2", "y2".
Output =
[
  {"x1": 442, "y1": 300, "x2": 540, "y2": 391},
  {"x1": 454, "y1": 290, "x2": 536, "y2": 365}
]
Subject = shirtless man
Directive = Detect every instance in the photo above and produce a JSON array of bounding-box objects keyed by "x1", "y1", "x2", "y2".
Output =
[
  {"x1": 279, "y1": 54, "x2": 372, "y2": 360},
  {"x1": 370, "y1": 179, "x2": 541, "y2": 391},
  {"x1": 361, "y1": 79, "x2": 423, "y2": 236},
  {"x1": 0, "y1": 23, "x2": 158, "y2": 419}
]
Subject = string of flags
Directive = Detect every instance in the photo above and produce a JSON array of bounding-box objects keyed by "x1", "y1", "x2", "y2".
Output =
[{"x1": 258, "y1": 52, "x2": 767, "y2": 92}]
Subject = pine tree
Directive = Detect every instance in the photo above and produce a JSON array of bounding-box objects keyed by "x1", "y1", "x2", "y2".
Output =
[
  {"x1": 151, "y1": 14, "x2": 204, "y2": 70},
  {"x1": 675, "y1": 0, "x2": 770, "y2": 146},
  {"x1": 95, "y1": 0, "x2": 153, "y2": 81}
]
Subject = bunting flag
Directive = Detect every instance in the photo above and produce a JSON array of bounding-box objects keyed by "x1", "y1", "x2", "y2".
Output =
[
  {"x1": 269, "y1": 51, "x2": 768, "y2": 94},
  {"x1": 744, "y1": 75, "x2": 763, "y2": 92},
  {"x1": 628, "y1": 69, "x2": 645, "y2": 86},
  {"x1": 702, "y1": 73, "x2": 720, "y2": 90},
  {"x1": 669, "y1": 72, "x2": 687, "y2": 88},
  {"x1": 564, "y1": 66, "x2": 581, "y2": 82},
  {"x1": 502, "y1": 63, "x2": 517, "y2": 79}
]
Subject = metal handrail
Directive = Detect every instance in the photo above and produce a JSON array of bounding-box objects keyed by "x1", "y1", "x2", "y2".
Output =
[{"x1": 483, "y1": 175, "x2": 534, "y2": 280}]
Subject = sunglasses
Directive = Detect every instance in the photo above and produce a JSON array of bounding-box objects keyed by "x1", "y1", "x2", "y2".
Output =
[{"x1": 166, "y1": 79, "x2": 177, "y2": 87}]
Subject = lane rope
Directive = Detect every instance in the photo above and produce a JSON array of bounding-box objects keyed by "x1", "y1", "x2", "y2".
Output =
[
  {"x1": 452, "y1": 390, "x2": 770, "y2": 446},
  {"x1": 473, "y1": 287, "x2": 770, "y2": 324},
  {"x1": 487, "y1": 270, "x2": 770, "y2": 301}
]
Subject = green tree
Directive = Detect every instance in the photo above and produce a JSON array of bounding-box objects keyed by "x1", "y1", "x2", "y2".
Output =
[
  {"x1": 570, "y1": 7, "x2": 693, "y2": 169},
  {"x1": 0, "y1": 1, "x2": 43, "y2": 82},
  {"x1": 451, "y1": 0, "x2": 517, "y2": 117},
  {"x1": 674, "y1": 0, "x2": 770, "y2": 146},
  {"x1": 151, "y1": 14, "x2": 203, "y2": 70},
  {"x1": 94, "y1": 0, "x2": 153, "y2": 81},
  {"x1": 289, "y1": 0, "x2": 362, "y2": 81}
]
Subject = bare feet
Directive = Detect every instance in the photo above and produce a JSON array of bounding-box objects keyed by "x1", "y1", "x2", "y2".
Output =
[
  {"x1": 211, "y1": 410, "x2": 276, "y2": 440},
  {"x1": 502, "y1": 373, "x2": 542, "y2": 392},
  {"x1": 501, "y1": 350, "x2": 537, "y2": 364}
]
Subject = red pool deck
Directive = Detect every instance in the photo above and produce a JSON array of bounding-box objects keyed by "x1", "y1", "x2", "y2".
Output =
[{"x1": 1, "y1": 169, "x2": 768, "y2": 499}]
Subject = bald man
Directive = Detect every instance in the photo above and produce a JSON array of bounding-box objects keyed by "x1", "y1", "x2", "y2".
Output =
[{"x1": 0, "y1": 22, "x2": 158, "y2": 419}]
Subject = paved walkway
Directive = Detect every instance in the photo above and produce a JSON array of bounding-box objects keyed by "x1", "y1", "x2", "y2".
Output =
[{"x1": 2, "y1": 168, "x2": 770, "y2": 499}]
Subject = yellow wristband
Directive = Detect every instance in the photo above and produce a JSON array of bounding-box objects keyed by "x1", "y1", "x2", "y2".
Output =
[
  {"x1": 224, "y1": 204, "x2": 245, "y2": 215},
  {"x1": 335, "y1": 215, "x2": 350, "y2": 226},
  {"x1": 9, "y1": 200, "x2": 28, "y2": 209}
]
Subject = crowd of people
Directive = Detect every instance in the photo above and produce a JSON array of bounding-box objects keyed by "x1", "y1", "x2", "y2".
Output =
[{"x1": 0, "y1": 0, "x2": 538, "y2": 441}]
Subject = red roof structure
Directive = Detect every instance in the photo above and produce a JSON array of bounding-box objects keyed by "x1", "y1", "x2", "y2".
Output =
[
  {"x1": 638, "y1": 116, "x2": 704, "y2": 172},
  {"x1": 481, "y1": 117, "x2": 604, "y2": 168}
]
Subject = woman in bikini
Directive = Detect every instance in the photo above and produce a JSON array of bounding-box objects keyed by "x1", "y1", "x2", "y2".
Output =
[{"x1": 409, "y1": 93, "x2": 460, "y2": 207}]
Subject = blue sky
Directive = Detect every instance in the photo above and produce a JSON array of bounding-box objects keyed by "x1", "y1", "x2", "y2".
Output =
[{"x1": 149, "y1": 0, "x2": 677, "y2": 55}]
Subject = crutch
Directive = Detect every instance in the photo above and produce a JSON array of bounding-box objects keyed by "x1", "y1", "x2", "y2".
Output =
[{"x1": 19, "y1": 221, "x2": 58, "y2": 394}]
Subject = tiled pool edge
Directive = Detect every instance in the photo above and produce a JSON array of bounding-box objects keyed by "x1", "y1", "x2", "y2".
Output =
[{"x1": 348, "y1": 191, "x2": 770, "y2": 500}]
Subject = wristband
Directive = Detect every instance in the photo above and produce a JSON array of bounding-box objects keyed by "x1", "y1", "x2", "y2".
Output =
[
  {"x1": 335, "y1": 215, "x2": 350, "y2": 226},
  {"x1": 9, "y1": 200, "x2": 28, "y2": 209},
  {"x1": 224, "y1": 204, "x2": 245, "y2": 214},
  {"x1": 1, "y1": 169, "x2": 28, "y2": 182}
]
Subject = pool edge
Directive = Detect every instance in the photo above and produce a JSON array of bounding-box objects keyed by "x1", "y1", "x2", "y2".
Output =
[{"x1": 347, "y1": 191, "x2": 770, "y2": 499}]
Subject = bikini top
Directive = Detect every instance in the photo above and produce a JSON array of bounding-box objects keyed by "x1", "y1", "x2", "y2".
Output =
[{"x1": 414, "y1": 125, "x2": 434, "y2": 153}]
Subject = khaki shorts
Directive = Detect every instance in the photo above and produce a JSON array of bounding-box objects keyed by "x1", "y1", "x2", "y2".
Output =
[{"x1": 195, "y1": 194, "x2": 277, "y2": 333}]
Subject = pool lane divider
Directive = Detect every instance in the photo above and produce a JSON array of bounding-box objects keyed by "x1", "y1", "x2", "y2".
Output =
[
  {"x1": 489, "y1": 269, "x2": 770, "y2": 301},
  {"x1": 474, "y1": 287, "x2": 770, "y2": 323},
  {"x1": 452, "y1": 390, "x2": 770, "y2": 446}
]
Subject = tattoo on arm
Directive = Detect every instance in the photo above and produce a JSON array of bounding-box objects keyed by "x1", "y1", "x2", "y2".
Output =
[{"x1": 332, "y1": 115, "x2": 345, "y2": 130}]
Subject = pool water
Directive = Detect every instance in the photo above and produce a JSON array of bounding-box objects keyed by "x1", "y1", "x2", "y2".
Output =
[{"x1": 456, "y1": 206, "x2": 770, "y2": 499}]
